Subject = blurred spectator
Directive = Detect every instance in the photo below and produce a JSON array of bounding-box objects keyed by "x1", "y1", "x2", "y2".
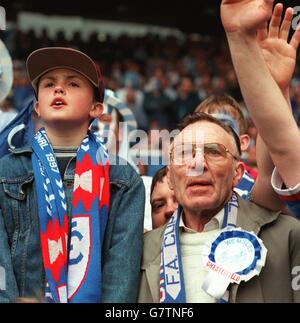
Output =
[
  {"x1": 12, "y1": 60, "x2": 34, "y2": 111},
  {"x1": 0, "y1": 97, "x2": 17, "y2": 132},
  {"x1": 143, "y1": 79, "x2": 172, "y2": 129},
  {"x1": 116, "y1": 85, "x2": 146, "y2": 130},
  {"x1": 122, "y1": 59, "x2": 142, "y2": 89},
  {"x1": 125, "y1": 86, "x2": 148, "y2": 131},
  {"x1": 37, "y1": 28, "x2": 54, "y2": 48},
  {"x1": 168, "y1": 76, "x2": 200, "y2": 127},
  {"x1": 2, "y1": 27, "x2": 281, "y2": 169}
]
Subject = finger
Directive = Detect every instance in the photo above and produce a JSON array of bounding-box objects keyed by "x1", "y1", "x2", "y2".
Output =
[
  {"x1": 268, "y1": 3, "x2": 283, "y2": 38},
  {"x1": 258, "y1": 22, "x2": 268, "y2": 42},
  {"x1": 279, "y1": 7, "x2": 294, "y2": 41},
  {"x1": 290, "y1": 24, "x2": 300, "y2": 50}
]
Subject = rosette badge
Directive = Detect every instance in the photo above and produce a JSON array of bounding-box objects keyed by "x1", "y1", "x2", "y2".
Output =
[{"x1": 202, "y1": 227, "x2": 267, "y2": 300}]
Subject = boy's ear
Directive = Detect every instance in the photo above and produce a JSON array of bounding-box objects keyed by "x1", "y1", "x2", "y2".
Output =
[
  {"x1": 34, "y1": 101, "x2": 40, "y2": 117},
  {"x1": 90, "y1": 103, "x2": 103, "y2": 119},
  {"x1": 239, "y1": 134, "x2": 250, "y2": 151}
]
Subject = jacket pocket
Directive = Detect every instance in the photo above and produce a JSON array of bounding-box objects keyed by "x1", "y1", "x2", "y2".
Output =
[
  {"x1": 2, "y1": 174, "x2": 34, "y2": 201},
  {"x1": 1, "y1": 174, "x2": 35, "y2": 248}
]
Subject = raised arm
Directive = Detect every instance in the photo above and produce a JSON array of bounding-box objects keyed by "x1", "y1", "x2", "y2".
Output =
[
  {"x1": 248, "y1": 4, "x2": 299, "y2": 212},
  {"x1": 221, "y1": 0, "x2": 300, "y2": 189}
]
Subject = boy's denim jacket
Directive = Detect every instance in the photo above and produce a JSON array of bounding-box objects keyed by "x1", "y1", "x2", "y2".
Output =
[{"x1": 0, "y1": 145, "x2": 145, "y2": 303}]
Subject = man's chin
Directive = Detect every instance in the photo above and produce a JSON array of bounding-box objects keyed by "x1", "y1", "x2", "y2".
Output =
[{"x1": 184, "y1": 196, "x2": 216, "y2": 211}]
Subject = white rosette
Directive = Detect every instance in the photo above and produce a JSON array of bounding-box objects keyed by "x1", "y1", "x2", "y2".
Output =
[{"x1": 201, "y1": 227, "x2": 267, "y2": 300}]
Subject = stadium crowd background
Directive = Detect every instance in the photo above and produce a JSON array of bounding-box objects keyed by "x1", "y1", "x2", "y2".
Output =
[{"x1": 1, "y1": 1, "x2": 300, "y2": 176}]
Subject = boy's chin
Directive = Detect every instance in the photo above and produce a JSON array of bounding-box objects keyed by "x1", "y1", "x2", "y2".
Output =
[{"x1": 43, "y1": 118, "x2": 90, "y2": 129}]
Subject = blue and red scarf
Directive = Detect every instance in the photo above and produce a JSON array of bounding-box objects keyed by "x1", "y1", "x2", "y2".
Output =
[{"x1": 32, "y1": 128, "x2": 110, "y2": 303}]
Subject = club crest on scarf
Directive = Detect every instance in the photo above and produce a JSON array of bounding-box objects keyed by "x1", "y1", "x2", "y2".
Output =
[{"x1": 32, "y1": 128, "x2": 110, "y2": 303}]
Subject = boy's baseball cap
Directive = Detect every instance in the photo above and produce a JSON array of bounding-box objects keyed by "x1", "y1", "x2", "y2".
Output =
[{"x1": 26, "y1": 47, "x2": 104, "y2": 103}]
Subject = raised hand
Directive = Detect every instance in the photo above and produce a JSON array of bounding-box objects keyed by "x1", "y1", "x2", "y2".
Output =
[
  {"x1": 221, "y1": 0, "x2": 274, "y2": 34},
  {"x1": 258, "y1": 3, "x2": 300, "y2": 91}
]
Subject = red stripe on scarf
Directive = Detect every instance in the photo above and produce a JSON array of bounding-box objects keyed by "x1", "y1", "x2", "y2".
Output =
[
  {"x1": 72, "y1": 154, "x2": 101, "y2": 212},
  {"x1": 40, "y1": 215, "x2": 68, "y2": 283}
]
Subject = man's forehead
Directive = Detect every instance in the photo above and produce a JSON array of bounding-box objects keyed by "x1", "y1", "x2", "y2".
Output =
[
  {"x1": 174, "y1": 128, "x2": 204, "y2": 144},
  {"x1": 174, "y1": 121, "x2": 230, "y2": 145}
]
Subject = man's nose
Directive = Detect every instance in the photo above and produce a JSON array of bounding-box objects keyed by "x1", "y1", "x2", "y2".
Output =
[{"x1": 187, "y1": 150, "x2": 207, "y2": 176}]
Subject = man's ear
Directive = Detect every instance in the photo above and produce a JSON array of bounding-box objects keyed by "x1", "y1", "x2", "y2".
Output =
[
  {"x1": 166, "y1": 166, "x2": 174, "y2": 190},
  {"x1": 233, "y1": 161, "x2": 245, "y2": 187},
  {"x1": 90, "y1": 103, "x2": 103, "y2": 119},
  {"x1": 239, "y1": 134, "x2": 250, "y2": 151}
]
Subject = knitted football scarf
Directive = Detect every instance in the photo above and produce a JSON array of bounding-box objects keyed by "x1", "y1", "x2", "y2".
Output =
[
  {"x1": 159, "y1": 194, "x2": 238, "y2": 303},
  {"x1": 32, "y1": 128, "x2": 110, "y2": 303}
]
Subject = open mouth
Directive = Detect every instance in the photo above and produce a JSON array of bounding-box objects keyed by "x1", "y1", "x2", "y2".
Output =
[{"x1": 51, "y1": 98, "x2": 67, "y2": 108}]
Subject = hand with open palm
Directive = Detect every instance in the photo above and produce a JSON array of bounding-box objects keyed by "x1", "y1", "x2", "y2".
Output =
[{"x1": 258, "y1": 4, "x2": 300, "y2": 91}]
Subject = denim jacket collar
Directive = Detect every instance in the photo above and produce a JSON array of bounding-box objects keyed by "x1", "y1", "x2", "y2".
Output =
[{"x1": 10, "y1": 145, "x2": 33, "y2": 155}]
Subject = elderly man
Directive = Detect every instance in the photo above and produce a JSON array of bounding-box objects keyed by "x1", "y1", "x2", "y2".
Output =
[{"x1": 138, "y1": 112, "x2": 300, "y2": 303}]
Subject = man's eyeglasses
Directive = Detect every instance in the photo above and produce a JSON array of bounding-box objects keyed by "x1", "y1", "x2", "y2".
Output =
[{"x1": 170, "y1": 142, "x2": 239, "y2": 165}]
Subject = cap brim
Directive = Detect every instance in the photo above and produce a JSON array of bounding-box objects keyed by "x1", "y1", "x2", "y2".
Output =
[{"x1": 26, "y1": 47, "x2": 99, "y2": 92}]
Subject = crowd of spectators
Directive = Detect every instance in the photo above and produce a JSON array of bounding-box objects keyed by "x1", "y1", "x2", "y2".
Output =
[{"x1": 2, "y1": 27, "x2": 300, "y2": 172}]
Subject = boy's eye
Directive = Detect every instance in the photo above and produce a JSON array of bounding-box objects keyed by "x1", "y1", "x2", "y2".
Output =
[
  {"x1": 44, "y1": 82, "x2": 54, "y2": 87},
  {"x1": 70, "y1": 82, "x2": 79, "y2": 87}
]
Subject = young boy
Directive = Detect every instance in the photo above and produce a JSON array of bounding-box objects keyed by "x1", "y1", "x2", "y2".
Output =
[{"x1": 0, "y1": 47, "x2": 145, "y2": 303}]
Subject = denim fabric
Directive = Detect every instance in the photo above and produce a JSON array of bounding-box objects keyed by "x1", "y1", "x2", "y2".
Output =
[{"x1": 0, "y1": 145, "x2": 145, "y2": 303}]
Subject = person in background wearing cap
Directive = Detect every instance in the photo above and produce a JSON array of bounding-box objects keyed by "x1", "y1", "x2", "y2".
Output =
[
  {"x1": 0, "y1": 47, "x2": 145, "y2": 303},
  {"x1": 221, "y1": 0, "x2": 300, "y2": 218}
]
